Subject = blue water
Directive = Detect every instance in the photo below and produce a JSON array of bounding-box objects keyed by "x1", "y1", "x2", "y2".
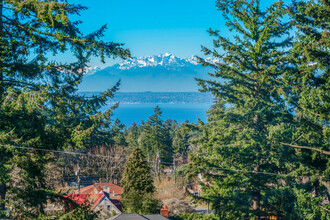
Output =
[{"x1": 106, "y1": 104, "x2": 211, "y2": 126}]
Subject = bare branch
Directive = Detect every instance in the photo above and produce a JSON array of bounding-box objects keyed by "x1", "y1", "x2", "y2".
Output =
[
  {"x1": 320, "y1": 206, "x2": 330, "y2": 213},
  {"x1": 281, "y1": 142, "x2": 330, "y2": 155}
]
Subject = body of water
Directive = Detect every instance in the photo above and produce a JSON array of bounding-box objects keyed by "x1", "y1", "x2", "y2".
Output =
[{"x1": 105, "y1": 104, "x2": 211, "y2": 126}]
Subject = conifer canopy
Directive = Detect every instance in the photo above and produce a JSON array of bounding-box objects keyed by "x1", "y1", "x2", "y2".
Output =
[
  {"x1": 0, "y1": 0, "x2": 129, "y2": 217},
  {"x1": 121, "y1": 148, "x2": 161, "y2": 214}
]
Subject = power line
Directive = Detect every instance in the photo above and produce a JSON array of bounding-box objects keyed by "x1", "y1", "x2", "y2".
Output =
[
  {"x1": 187, "y1": 164, "x2": 330, "y2": 181},
  {"x1": 1, "y1": 144, "x2": 118, "y2": 159},
  {"x1": 1, "y1": 144, "x2": 173, "y2": 164},
  {"x1": 3, "y1": 144, "x2": 330, "y2": 181}
]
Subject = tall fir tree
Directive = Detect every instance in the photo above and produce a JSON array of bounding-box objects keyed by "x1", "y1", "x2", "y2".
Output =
[
  {"x1": 110, "y1": 118, "x2": 127, "y2": 147},
  {"x1": 172, "y1": 125, "x2": 190, "y2": 162},
  {"x1": 126, "y1": 122, "x2": 140, "y2": 150},
  {"x1": 280, "y1": 1, "x2": 330, "y2": 218},
  {"x1": 140, "y1": 106, "x2": 173, "y2": 163},
  {"x1": 288, "y1": 0, "x2": 329, "y2": 120},
  {"x1": 0, "y1": 0, "x2": 129, "y2": 218},
  {"x1": 283, "y1": 0, "x2": 330, "y2": 161},
  {"x1": 186, "y1": 0, "x2": 327, "y2": 218},
  {"x1": 121, "y1": 148, "x2": 161, "y2": 214}
]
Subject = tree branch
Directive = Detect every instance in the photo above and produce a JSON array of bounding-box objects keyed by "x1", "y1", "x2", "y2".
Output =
[
  {"x1": 281, "y1": 142, "x2": 330, "y2": 155},
  {"x1": 320, "y1": 206, "x2": 330, "y2": 213}
]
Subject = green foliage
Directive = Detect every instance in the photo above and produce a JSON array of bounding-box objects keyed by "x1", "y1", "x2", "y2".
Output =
[
  {"x1": 121, "y1": 148, "x2": 154, "y2": 194},
  {"x1": 122, "y1": 191, "x2": 162, "y2": 214},
  {"x1": 0, "y1": 0, "x2": 129, "y2": 217},
  {"x1": 188, "y1": 0, "x2": 330, "y2": 219},
  {"x1": 125, "y1": 122, "x2": 140, "y2": 150},
  {"x1": 56, "y1": 205, "x2": 98, "y2": 220},
  {"x1": 111, "y1": 118, "x2": 127, "y2": 147},
  {"x1": 288, "y1": 0, "x2": 329, "y2": 120},
  {"x1": 37, "y1": 204, "x2": 98, "y2": 220},
  {"x1": 121, "y1": 148, "x2": 161, "y2": 214},
  {"x1": 139, "y1": 106, "x2": 173, "y2": 163},
  {"x1": 285, "y1": 2, "x2": 330, "y2": 211},
  {"x1": 172, "y1": 125, "x2": 190, "y2": 158},
  {"x1": 173, "y1": 213, "x2": 219, "y2": 220}
]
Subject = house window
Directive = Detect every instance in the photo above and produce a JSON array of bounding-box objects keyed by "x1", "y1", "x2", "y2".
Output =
[{"x1": 107, "y1": 205, "x2": 111, "y2": 211}]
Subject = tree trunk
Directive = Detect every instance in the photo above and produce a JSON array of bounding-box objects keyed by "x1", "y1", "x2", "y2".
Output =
[
  {"x1": 252, "y1": 67, "x2": 261, "y2": 218},
  {"x1": 252, "y1": 190, "x2": 261, "y2": 219}
]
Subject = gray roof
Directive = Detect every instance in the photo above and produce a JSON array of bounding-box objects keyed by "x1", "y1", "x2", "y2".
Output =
[
  {"x1": 115, "y1": 213, "x2": 148, "y2": 220},
  {"x1": 115, "y1": 213, "x2": 168, "y2": 220},
  {"x1": 143, "y1": 214, "x2": 169, "y2": 220}
]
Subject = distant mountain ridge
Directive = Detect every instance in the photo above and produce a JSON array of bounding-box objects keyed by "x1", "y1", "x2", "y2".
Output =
[{"x1": 80, "y1": 53, "x2": 218, "y2": 92}]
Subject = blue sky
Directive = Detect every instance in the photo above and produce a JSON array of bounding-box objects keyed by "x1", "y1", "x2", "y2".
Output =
[{"x1": 70, "y1": 0, "x2": 290, "y2": 67}]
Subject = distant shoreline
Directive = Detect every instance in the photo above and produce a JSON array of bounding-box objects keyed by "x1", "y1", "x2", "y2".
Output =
[
  {"x1": 108, "y1": 102, "x2": 213, "y2": 105},
  {"x1": 79, "y1": 91, "x2": 214, "y2": 104}
]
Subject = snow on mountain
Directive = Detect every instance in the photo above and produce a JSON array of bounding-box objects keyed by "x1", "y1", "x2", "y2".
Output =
[
  {"x1": 205, "y1": 57, "x2": 221, "y2": 64},
  {"x1": 84, "y1": 66, "x2": 104, "y2": 75},
  {"x1": 186, "y1": 55, "x2": 198, "y2": 65},
  {"x1": 83, "y1": 54, "x2": 220, "y2": 74},
  {"x1": 80, "y1": 53, "x2": 220, "y2": 92},
  {"x1": 111, "y1": 53, "x2": 221, "y2": 70}
]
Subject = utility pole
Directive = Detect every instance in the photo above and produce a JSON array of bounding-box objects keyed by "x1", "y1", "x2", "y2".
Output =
[{"x1": 76, "y1": 164, "x2": 80, "y2": 194}]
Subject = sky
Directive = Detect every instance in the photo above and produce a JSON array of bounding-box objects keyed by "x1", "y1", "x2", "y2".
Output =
[{"x1": 69, "y1": 0, "x2": 291, "y2": 67}]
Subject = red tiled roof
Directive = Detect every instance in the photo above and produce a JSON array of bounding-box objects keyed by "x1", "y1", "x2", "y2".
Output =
[
  {"x1": 64, "y1": 194, "x2": 89, "y2": 205},
  {"x1": 91, "y1": 192, "x2": 105, "y2": 209},
  {"x1": 65, "y1": 193, "x2": 103, "y2": 208},
  {"x1": 66, "y1": 191, "x2": 123, "y2": 213},
  {"x1": 77, "y1": 183, "x2": 123, "y2": 200}
]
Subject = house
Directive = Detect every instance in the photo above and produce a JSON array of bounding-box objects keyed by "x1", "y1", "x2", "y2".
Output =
[
  {"x1": 76, "y1": 182, "x2": 123, "y2": 200},
  {"x1": 69, "y1": 182, "x2": 124, "y2": 216},
  {"x1": 45, "y1": 182, "x2": 124, "y2": 217},
  {"x1": 65, "y1": 191, "x2": 122, "y2": 218}
]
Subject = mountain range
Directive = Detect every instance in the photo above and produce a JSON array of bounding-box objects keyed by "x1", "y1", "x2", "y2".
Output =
[{"x1": 79, "y1": 53, "x2": 218, "y2": 92}]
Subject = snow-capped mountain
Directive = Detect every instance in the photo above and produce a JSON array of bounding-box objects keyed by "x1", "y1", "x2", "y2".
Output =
[
  {"x1": 116, "y1": 53, "x2": 195, "y2": 70},
  {"x1": 80, "y1": 54, "x2": 219, "y2": 92},
  {"x1": 83, "y1": 66, "x2": 103, "y2": 75},
  {"x1": 85, "y1": 53, "x2": 220, "y2": 74}
]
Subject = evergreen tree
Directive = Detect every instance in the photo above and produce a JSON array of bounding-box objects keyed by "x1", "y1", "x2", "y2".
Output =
[
  {"x1": 283, "y1": 0, "x2": 330, "y2": 160},
  {"x1": 121, "y1": 148, "x2": 161, "y2": 214},
  {"x1": 279, "y1": 1, "x2": 330, "y2": 217},
  {"x1": 111, "y1": 118, "x2": 127, "y2": 147},
  {"x1": 172, "y1": 126, "x2": 190, "y2": 161},
  {"x1": 126, "y1": 122, "x2": 140, "y2": 150},
  {"x1": 187, "y1": 0, "x2": 312, "y2": 218},
  {"x1": 140, "y1": 106, "x2": 172, "y2": 163},
  {"x1": 140, "y1": 121, "x2": 154, "y2": 160},
  {"x1": 288, "y1": 0, "x2": 329, "y2": 120},
  {"x1": 0, "y1": 0, "x2": 129, "y2": 217},
  {"x1": 164, "y1": 119, "x2": 179, "y2": 141}
]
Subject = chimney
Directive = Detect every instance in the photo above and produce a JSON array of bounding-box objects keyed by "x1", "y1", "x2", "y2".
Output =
[
  {"x1": 160, "y1": 206, "x2": 168, "y2": 218},
  {"x1": 114, "y1": 179, "x2": 118, "y2": 185},
  {"x1": 103, "y1": 185, "x2": 109, "y2": 194},
  {"x1": 113, "y1": 190, "x2": 115, "y2": 197}
]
